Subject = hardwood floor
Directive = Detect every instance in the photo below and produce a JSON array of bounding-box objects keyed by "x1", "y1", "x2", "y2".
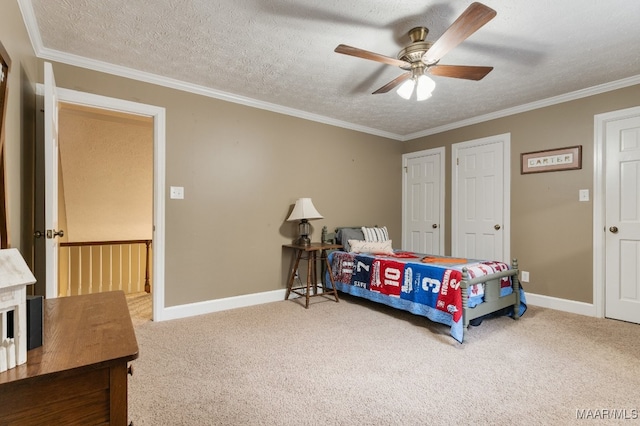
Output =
[{"x1": 125, "y1": 292, "x2": 152, "y2": 326}]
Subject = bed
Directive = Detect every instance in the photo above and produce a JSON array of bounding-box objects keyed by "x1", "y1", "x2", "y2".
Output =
[{"x1": 324, "y1": 226, "x2": 527, "y2": 342}]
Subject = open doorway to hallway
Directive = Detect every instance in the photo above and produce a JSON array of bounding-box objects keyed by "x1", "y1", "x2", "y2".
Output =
[{"x1": 57, "y1": 102, "x2": 153, "y2": 323}]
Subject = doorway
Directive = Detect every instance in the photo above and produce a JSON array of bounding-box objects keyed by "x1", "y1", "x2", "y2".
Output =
[
  {"x1": 37, "y1": 63, "x2": 167, "y2": 321},
  {"x1": 57, "y1": 102, "x2": 154, "y2": 322}
]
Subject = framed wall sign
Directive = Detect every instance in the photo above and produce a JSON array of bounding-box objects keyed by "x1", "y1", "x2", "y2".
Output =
[{"x1": 521, "y1": 145, "x2": 582, "y2": 174}]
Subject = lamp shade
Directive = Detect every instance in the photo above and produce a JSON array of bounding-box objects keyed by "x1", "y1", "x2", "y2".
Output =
[
  {"x1": 287, "y1": 198, "x2": 323, "y2": 221},
  {"x1": 396, "y1": 78, "x2": 415, "y2": 100},
  {"x1": 397, "y1": 72, "x2": 436, "y2": 101},
  {"x1": 416, "y1": 75, "x2": 435, "y2": 101}
]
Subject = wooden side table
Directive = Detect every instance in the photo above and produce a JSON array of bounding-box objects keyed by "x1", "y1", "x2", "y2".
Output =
[{"x1": 283, "y1": 243, "x2": 342, "y2": 308}]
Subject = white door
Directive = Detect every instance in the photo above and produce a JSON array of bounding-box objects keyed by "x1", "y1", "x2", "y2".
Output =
[
  {"x1": 402, "y1": 148, "x2": 444, "y2": 254},
  {"x1": 605, "y1": 115, "x2": 640, "y2": 324},
  {"x1": 452, "y1": 134, "x2": 510, "y2": 262},
  {"x1": 44, "y1": 62, "x2": 61, "y2": 299}
]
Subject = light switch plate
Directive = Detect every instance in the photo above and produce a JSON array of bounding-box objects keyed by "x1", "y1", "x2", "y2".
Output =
[
  {"x1": 521, "y1": 271, "x2": 530, "y2": 282},
  {"x1": 170, "y1": 186, "x2": 184, "y2": 199},
  {"x1": 579, "y1": 189, "x2": 589, "y2": 202}
]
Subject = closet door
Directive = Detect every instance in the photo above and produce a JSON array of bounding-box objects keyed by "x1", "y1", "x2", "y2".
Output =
[{"x1": 402, "y1": 148, "x2": 444, "y2": 254}]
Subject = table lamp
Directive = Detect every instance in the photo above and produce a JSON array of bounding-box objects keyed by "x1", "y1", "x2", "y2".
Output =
[{"x1": 287, "y1": 198, "x2": 323, "y2": 246}]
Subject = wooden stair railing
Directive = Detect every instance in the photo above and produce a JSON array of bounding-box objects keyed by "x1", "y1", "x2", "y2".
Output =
[{"x1": 59, "y1": 239, "x2": 152, "y2": 296}]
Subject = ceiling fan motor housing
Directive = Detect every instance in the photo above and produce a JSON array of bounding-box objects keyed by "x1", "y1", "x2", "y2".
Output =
[{"x1": 398, "y1": 27, "x2": 434, "y2": 66}]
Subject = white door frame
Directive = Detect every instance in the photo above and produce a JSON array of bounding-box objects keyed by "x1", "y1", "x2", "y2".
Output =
[
  {"x1": 451, "y1": 133, "x2": 511, "y2": 263},
  {"x1": 593, "y1": 105, "x2": 640, "y2": 318},
  {"x1": 37, "y1": 83, "x2": 167, "y2": 321},
  {"x1": 401, "y1": 147, "x2": 445, "y2": 254}
]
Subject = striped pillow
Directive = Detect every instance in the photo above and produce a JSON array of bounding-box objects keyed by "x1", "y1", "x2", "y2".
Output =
[{"x1": 361, "y1": 226, "x2": 389, "y2": 242}]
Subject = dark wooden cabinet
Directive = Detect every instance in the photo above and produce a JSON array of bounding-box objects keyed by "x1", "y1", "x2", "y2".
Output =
[{"x1": 0, "y1": 291, "x2": 139, "y2": 425}]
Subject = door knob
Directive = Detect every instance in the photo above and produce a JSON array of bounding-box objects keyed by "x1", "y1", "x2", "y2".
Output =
[
  {"x1": 432, "y1": 224, "x2": 438, "y2": 229},
  {"x1": 494, "y1": 224, "x2": 501, "y2": 230},
  {"x1": 609, "y1": 226, "x2": 618, "y2": 234},
  {"x1": 34, "y1": 231, "x2": 45, "y2": 238},
  {"x1": 46, "y1": 229, "x2": 64, "y2": 239}
]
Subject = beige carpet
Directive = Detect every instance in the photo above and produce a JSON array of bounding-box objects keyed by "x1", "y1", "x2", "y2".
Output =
[{"x1": 127, "y1": 294, "x2": 640, "y2": 425}]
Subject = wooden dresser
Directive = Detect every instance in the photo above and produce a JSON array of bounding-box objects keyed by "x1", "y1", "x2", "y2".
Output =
[{"x1": 0, "y1": 291, "x2": 139, "y2": 425}]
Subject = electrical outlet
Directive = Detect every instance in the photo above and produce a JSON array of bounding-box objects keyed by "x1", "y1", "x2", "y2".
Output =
[{"x1": 521, "y1": 271, "x2": 530, "y2": 283}]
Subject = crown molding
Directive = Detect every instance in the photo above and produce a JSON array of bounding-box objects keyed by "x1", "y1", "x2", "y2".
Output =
[
  {"x1": 17, "y1": 0, "x2": 402, "y2": 141},
  {"x1": 38, "y1": 46, "x2": 405, "y2": 141},
  {"x1": 17, "y1": 0, "x2": 640, "y2": 143},
  {"x1": 16, "y1": 0, "x2": 43, "y2": 53},
  {"x1": 402, "y1": 74, "x2": 640, "y2": 141}
]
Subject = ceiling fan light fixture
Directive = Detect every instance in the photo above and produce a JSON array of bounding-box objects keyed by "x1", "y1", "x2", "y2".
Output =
[
  {"x1": 416, "y1": 75, "x2": 436, "y2": 101},
  {"x1": 396, "y1": 78, "x2": 416, "y2": 100},
  {"x1": 335, "y1": 2, "x2": 497, "y2": 99}
]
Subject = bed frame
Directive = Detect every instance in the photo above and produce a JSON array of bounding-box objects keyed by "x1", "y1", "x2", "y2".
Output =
[
  {"x1": 324, "y1": 226, "x2": 523, "y2": 341},
  {"x1": 460, "y1": 258, "x2": 521, "y2": 340}
]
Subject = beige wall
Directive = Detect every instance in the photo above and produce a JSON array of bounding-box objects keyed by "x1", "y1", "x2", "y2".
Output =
[
  {"x1": 58, "y1": 104, "x2": 153, "y2": 242},
  {"x1": 44, "y1": 62, "x2": 404, "y2": 307},
  {"x1": 5, "y1": 0, "x2": 639, "y2": 308},
  {"x1": 403, "y1": 84, "x2": 640, "y2": 303},
  {"x1": 0, "y1": 0, "x2": 37, "y2": 256}
]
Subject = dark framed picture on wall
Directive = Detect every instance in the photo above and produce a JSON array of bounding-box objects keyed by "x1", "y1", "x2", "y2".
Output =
[
  {"x1": 0, "y1": 41, "x2": 11, "y2": 248},
  {"x1": 521, "y1": 145, "x2": 582, "y2": 174}
]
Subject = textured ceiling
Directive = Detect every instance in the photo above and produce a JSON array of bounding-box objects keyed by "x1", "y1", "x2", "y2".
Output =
[{"x1": 20, "y1": 0, "x2": 640, "y2": 140}]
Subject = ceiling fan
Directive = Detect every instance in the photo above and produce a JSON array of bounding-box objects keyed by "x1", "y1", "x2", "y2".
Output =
[{"x1": 334, "y1": 2, "x2": 496, "y2": 100}]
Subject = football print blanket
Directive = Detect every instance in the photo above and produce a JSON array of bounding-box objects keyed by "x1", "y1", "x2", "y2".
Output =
[{"x1": 328, "y1": 251, "x2": 518, "y2": 342}]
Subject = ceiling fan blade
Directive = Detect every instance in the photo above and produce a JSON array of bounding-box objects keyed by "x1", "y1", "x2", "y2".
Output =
[
  {"x1": 422, "y1": 2, "x2": 496, "y2": 64},
  {"x1": 372, "y1": 72, "x2": 411, "y2": 94},
  {"x1": 427, "y1": 65, "x2": 493, "y2": 80},
  {"x1": 335, "y1": 44, "x2": 410, "y2": 68}
]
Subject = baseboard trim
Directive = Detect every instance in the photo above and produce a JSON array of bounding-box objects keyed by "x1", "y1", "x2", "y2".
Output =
[
  {"x1": 525, "y1": 292, "x2": 597, "y2": 317},
  {"x1": 157, "y1": 289, "x2": 598, "y2": 323},
  {"x1": 158, "y1": 289, "x2": 288, "y2": 322}
]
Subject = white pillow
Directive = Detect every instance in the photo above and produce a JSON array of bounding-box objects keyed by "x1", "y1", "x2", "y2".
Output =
[
  {"x1": 361, "y1": 226, "x2": 389, "y2": 242},
  {"x1": 348, "y1": 239, "x2": 394, "y2": 255}
]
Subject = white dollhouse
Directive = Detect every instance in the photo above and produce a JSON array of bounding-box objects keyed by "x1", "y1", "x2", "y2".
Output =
[{"x1": 0, "y1": 248, "x2": 36, "y2": 372}]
